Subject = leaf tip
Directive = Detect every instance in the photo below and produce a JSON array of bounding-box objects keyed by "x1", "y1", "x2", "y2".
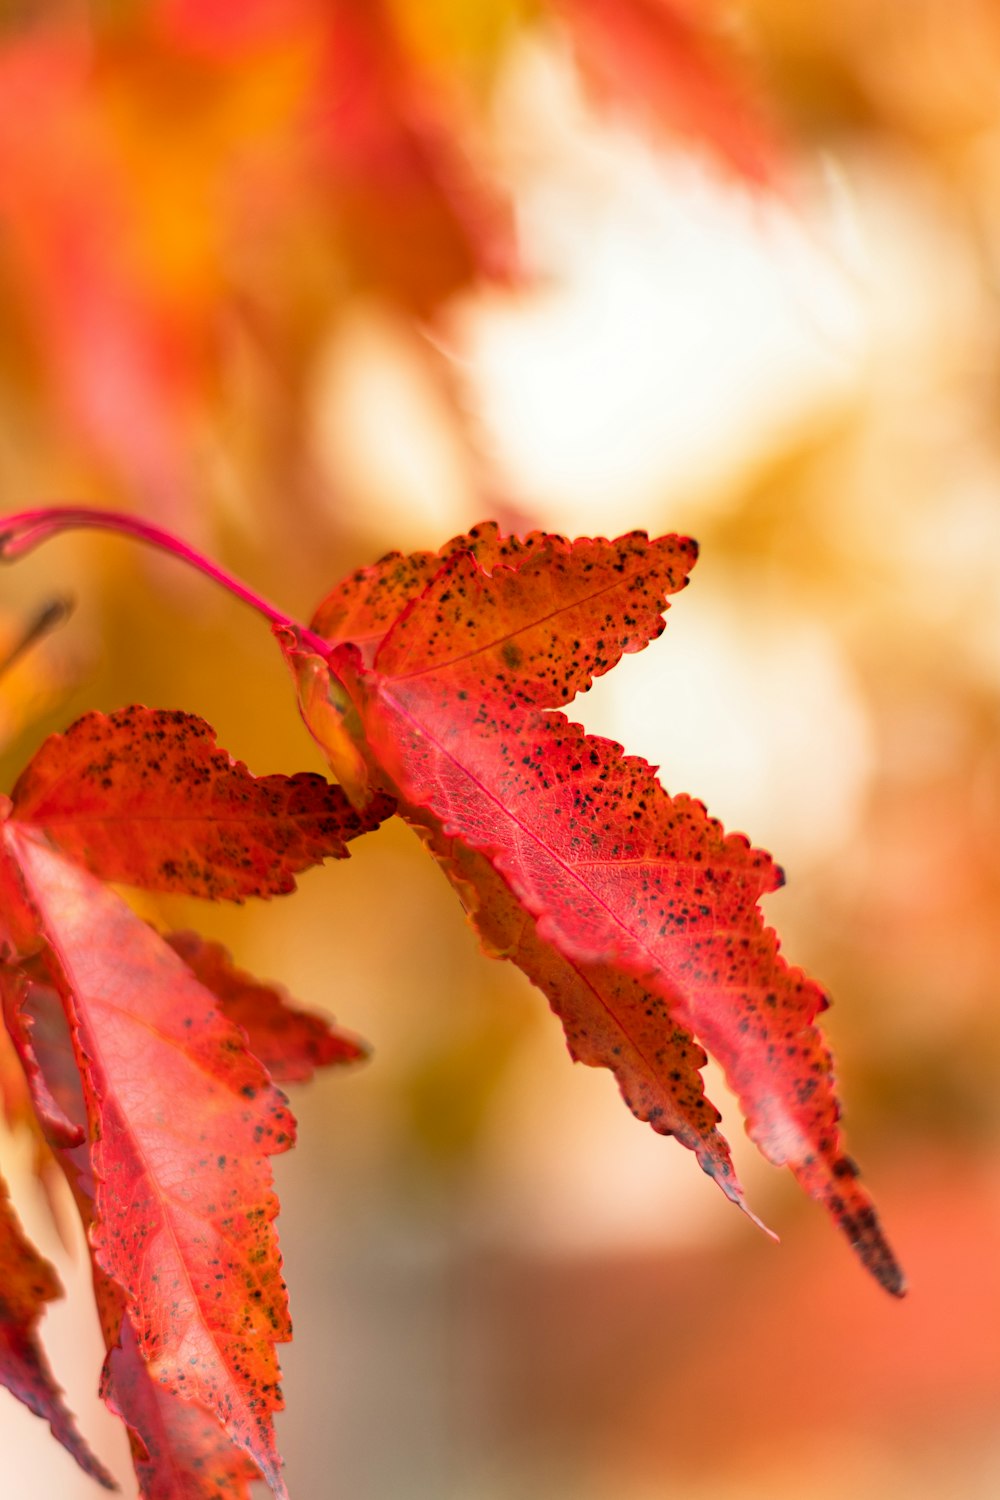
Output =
[
  {"x1": 341, "y1": 1033, "x2": 373, "y2": 1064},
  {"x1": 748, "y1": 1206, "x2": 781, "y2": 1245},
  {"x1": 821, "y1": 1156, "x2": 907, "y2": 1297},
  {"x1": 856, "y1": 1225, "x2": 907, "y2": 1298},
  {"x1": 715, "y1": 1173, "x2": 779, "y2": 1244}
]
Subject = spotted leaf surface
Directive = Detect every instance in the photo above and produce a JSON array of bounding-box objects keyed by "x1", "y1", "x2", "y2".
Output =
[
  {"x1": 19, "y1": 981, "x2": 261, "y2": 1500},
  {"x1": 300, "y1": 525, "x2": 904, "y2": 1294},
  {"x1": 374, "y1": 530, "x2": 697, "y2": 703},
  {"x1": 104, "y1": 1321, "x2": 263, "y2": 1500},
  {"x1": 0, "y1": 1169, "x2": 115, "y2": 1488},
  {"x1": 422, "y1": 825, "x2": 758, "y2": 1215},
  {"x1": 2, "y1": 825, "x2": 295, "y2": 1497},
  {"x1": 308, "y1": 520, "x2": 543, "y2": 656},
  {"x1": 11, "y1": 705, "x2": 393, "y2": 901},
  {"x1": 167, "y1": 931, "x2": 369, "y2": 1083},
  {"x1": 310, "y1": 520, "x2": 694, "y2": 678}
]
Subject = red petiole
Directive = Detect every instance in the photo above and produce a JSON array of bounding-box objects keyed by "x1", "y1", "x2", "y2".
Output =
[{"x1": 0, "y1": 505, "x2": 332, "y2": 658}]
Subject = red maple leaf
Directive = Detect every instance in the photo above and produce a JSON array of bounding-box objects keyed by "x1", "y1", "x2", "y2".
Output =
[
  {"x1": 283, "y1": 522, "x2": 904, "y2": 1295},
  {"x1": 0, "y1": 699, "x2": 392, "y2": 1495},
  {"x1": 0, "y1": 831, "x2": 296, "y2": 1492},
  {"x1": 20, "y1": 973, "x2": 267, "y2": 1499},
  {"x1": 9, "y1": 705, "x2": 393, "y2": 901}
]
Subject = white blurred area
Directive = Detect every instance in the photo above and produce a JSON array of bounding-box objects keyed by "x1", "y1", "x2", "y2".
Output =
[{"x1": 461, "y1": 42, "x2": 868, "y2": 531}]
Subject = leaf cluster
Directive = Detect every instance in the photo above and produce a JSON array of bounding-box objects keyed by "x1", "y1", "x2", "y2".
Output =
[{"x1": 0, "y1": 516, "x2": 903, "y2": 1497}]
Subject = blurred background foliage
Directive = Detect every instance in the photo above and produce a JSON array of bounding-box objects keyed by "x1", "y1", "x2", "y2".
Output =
[{"x1": 1, "y1": 1, "x2": 999, "y2": 1497}]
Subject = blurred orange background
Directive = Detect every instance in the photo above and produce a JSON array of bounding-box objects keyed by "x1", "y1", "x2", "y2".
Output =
[{"x1": 1, "y1": 2, "x2": 999, "y2": 1496}]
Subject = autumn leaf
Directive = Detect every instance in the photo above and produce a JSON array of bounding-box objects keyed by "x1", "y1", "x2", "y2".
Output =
[
  {"x1": 0, "y1": 964, "x2": 83, "y2": 1253},
  {"x1": 11, "y1": 705, "x2": 394, "y2": 901},
  {"x1": 105, "y1": 1320, "x2": 264, "y2": 1500},
  {"x1": 286, "y1": 524, "x2": 904, "y2": 1295},
  {"x1": 308, "y1": 519, "x2": 682, "y2": 671},
  {"x1": 0, "y1": 687, "x2": 386, "y2": 1488},
  {"x1": 0, "y1": 26, "x2": 205, "y2": 513},
  {"x1": 0, "y1": 0, "x2": 791, "y2": 541},
  {"x1": 0, "y1": 498, "x2": 908, "y2": 1496},
  {"x1": 0, "y1": 0, "x2": 518, "y2": 500},
  {"x1": 0, "y1": 824, "x2": 297, "y2": 1496},
  {"x1": 16, "y1": 975, "x2": 264, "y2": 1499},
  {"x1": 422, "y1": 825, "x2": 757, "y2": 1215},
  {"x1": 0, "y1": 1168, "x2": 115, "y2": 1488},
  {"x1": 290, "y1": 519, "x2": 694, "y2": 802},
  {"x1": 167, "y1": 931, "x2": 369, "y2": 1082},
  {"x1": 0, "y1": 686, "x2": 386, "y2": 1491},
  {"x1": 0, "y1": 963, "x2": 85, "y2": 1152}
]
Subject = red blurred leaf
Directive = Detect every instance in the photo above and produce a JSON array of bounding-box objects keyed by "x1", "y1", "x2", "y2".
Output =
[
  {"x1": 0, "y1": 29, "x2": 202, "y2": 512},
  {"x1": 0, "y1": 1169, "x2": 115, "y2": 1488},
  {"x1": 11, "y1": 705, "x2": 393, "y2": 901},
  {"x1": 152, "y1": 0, "x2": 316, "y2": 60},
  {"x1": 167, "y1": 931, "x2": 369, "y2": 1082},
  {"x1": 0, "y1": 1, "x2": 520, "y2": 521},
  {"x1": 314, "y1": 0, "x2": 518, "y2": 312},
  {"x1": 0, "y1": 823, "x2": 296, "y2": 1496},
  {"x1": 556, "y1": 0, "x2": 779, "y2": 183},
  {"x1": 288, "y1": 524, "x2": 903, "y2": 1293},
  {"x1": 0, "y1": 0, "x2": 786, "y2": 533}
]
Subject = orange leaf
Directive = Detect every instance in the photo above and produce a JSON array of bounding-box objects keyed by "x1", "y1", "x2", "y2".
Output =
[
  {"x1": 372, "y1": 531, "x2": 696, "y2": 702},
  {"x1": 0, "y1": 30, "x2": 201, "y2": 509},
  {"x1": 308, "y1": 519, "x2": 676, "y2": 665},
  {"x1": 0, "y1": 997, "x2": 35, "y2": 1134},
  {"x1": 315, "y1": 0, "x2": 518, "y2": 312}
]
